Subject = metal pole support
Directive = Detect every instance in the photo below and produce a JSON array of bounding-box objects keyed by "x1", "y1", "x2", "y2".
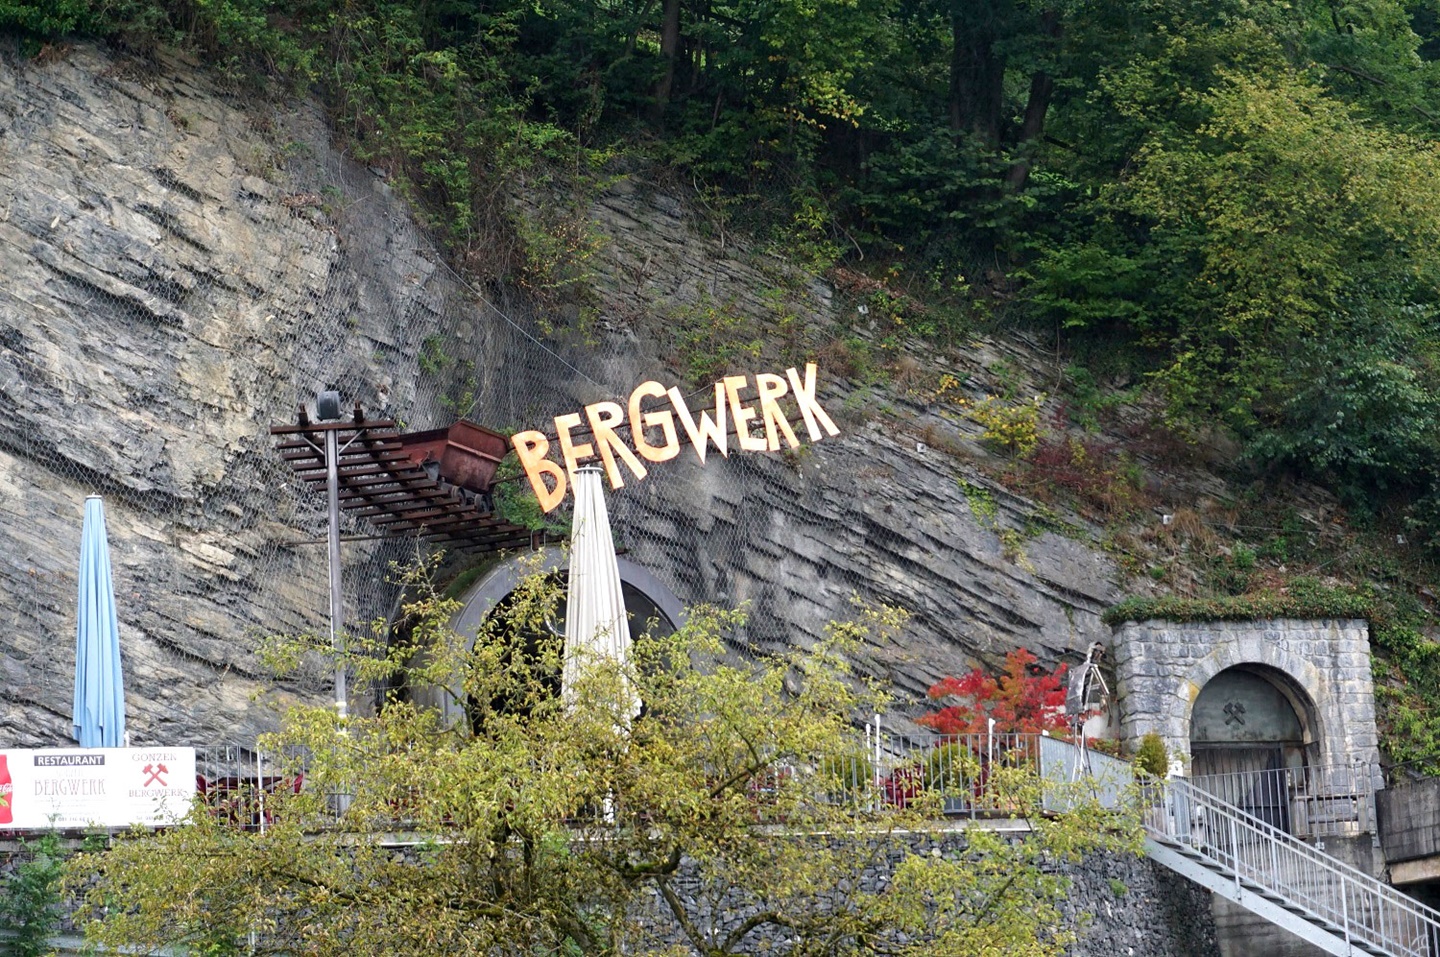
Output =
[{"x1": 325, "y1": 428, "x2": 348, "y2": 722}]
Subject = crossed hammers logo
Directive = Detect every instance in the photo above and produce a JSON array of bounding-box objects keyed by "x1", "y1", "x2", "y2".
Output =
[{"x1": 142, "y1": 763, "x2": 168, "y2": 787}]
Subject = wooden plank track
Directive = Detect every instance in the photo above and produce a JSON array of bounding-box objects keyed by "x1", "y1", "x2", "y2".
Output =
[{"x1": 270, "y1": 412, "x2": 534, "y2": 556}]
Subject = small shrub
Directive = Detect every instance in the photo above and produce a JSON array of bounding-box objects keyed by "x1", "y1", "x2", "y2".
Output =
[
  {"x1": 672, "y1": 294, "x2": 764, "y2": 385},
  {"x1": 965, "y1": 394, "x2": 1046, "y2": 456},
  {"x1": 820, "y1": 753, "x2": 875, "y2": 799},
  {"x1": 919, "y1": 648, "x2": 1069, "y2": 736},
  {"x1": 0, "y1": 831, "x2": 66, "y2": 957},
  {"x1": 883, "y1": 764, "x2": 925, "y2": 809},
  {"x1": 924, "y1": 741, "x2": 979, "y2": 794},
  {"x1": 1207, "y1": 549, "x2": 1259, "y2": 596},
  {"x1": 816, "y1": 335, "x2": 884, "y2": 386},
  {"x1": 1134, "y1": 732, "x2": 1168, "y2": 778},
  {"x1": 1022, "y1": 434, "x2": 1144, "y2": 517},
  {"x1": 959, "y1": 481, "x2": 999, "y2": 524}
]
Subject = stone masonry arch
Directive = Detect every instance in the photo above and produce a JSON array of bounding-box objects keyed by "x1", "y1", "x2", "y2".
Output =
[
  {"x1": 1182, "y1": 647, "x2": 1324, "y2": 764},
  {"x1": 447, "y1": 547, "x2": 687, "y2": 644},
  {"x1": 408, "y1": 547, "x2": 688, "y2": 728},
  {"x1": 1109, "y1": 618, "x2": 1379, "y2": 779}
]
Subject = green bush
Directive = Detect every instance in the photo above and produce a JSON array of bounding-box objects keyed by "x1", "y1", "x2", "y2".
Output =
[
  {"x1": 0, "y1": 832, "x2": 66, "y2": 957},
  {"x1": 820, "y1": 752, "x2": 875, "y2": 799},
  {"x1": 923, "y1": 741, "x2": 981, "y2": 798},
  {"x1": 0, "y1": 0, "x2": 112, "y2": 34},
  {"x1": 1103, "y1": 580, "x2": 1372, "y2": 626},
  {"x1": 1134, "y1": 733, "x2": 1168, "y2": 779}
]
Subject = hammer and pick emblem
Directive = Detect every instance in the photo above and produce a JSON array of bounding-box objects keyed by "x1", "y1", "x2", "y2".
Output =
[{"x1": 142, "y1": 763, "x2": 168, "y2": 787}]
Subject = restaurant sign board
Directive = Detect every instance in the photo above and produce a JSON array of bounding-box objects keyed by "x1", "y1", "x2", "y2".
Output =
[
  {"x1": 512, "y1": 362, "x2": 839, "y2": 512},
  {"x1": 0, "y1": 747, "x2": 196, "y2": 830}
]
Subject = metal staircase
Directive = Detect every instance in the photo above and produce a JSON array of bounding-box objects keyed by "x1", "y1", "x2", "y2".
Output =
[
  {"x1": 1052, "y1": 738, "x2": 1440, "y2": 957},
  {"x1": 1140, "y1": 775, "x2": 1440, "y2": 956}
]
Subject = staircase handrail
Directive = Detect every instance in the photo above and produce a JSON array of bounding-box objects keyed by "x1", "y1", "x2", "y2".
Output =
[
  {"x1": 1145, "y1": 774, "x2": 1440, "y2": 956},
  {"x1": 1190, "y1": 758, "x2": 1377, "y2": 839},
  {"x1": 1189, "y1": 759, "x2": 1373, "y2": 798}
]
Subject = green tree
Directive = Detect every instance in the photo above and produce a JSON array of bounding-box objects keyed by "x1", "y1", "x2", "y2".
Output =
[
  {"x1": 0, "y1": 832, "x2": 66, "y2": 957},
  {"x1": 1033, "y1": 57, "x2": 1440, "y2": 488},
  {"x1": 67, "y1": 565, "x2": 1138, "y2": 957}
]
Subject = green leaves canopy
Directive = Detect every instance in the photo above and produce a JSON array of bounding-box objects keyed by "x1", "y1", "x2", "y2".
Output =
[
  {"x1": 1032, "y1": 47, "x2": 1440, "y2": 492},
  {"x1": 67, "y1": 570, "x2": 1137, "y2": 957}
]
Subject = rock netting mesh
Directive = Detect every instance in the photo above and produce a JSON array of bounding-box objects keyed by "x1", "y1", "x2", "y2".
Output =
[{"x1": 0, "y1": 45, "x2": 1124, "y2": 747}]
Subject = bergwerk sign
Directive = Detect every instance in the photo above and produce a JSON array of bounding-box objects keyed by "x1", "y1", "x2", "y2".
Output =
[
  {"x1": 512, "y1": 363, "x2": 839, "y2": 512},
  {"x1": 0, "y1": 747, "x2": 196, "y2": 829}
]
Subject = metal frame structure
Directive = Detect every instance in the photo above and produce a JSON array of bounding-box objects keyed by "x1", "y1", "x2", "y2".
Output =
[{"x1": 270, "y1": 402, "x2": 533, "y2": 718}]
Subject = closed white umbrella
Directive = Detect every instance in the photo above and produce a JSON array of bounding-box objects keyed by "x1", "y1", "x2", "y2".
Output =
[{"x1": 563, "y1": 466, "x2": 640, "y2": 721}]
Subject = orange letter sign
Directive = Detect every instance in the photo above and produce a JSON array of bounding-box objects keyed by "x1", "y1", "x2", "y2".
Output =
[{"x1": 512, "y1": 430, "x2": 568, "y2": 513}]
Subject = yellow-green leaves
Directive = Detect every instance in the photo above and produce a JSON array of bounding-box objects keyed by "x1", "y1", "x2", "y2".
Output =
[{"x1": 69, "y1": 570, "x2": 1139, "y2": 957}]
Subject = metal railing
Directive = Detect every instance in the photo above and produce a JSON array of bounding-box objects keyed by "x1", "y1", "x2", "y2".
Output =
[
  {"x1": 837, "y1": 729, "x2": 1054, "y2": 817},
  {"x1": 193, "y1": 745, "x2": 307, "y2": 832},
  {"x1": 37, "y1": 733, "x2": 1440, "y2": 957},
  {"x1": 187, "y1": 731, "x2": 1092, "y2": 830},
  {"x1": 1191, "y1": 760, "x2": 1376, "y2": 840},
  {"x1": 1143, "y1": 773, "x2": 1440, "y2": 957}
]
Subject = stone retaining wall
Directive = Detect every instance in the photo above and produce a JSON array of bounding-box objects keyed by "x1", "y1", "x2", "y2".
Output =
[
  {"x1": 629, "y1": 830, "x2": 1219, "y2": 957},
  {"x1": 4, "y1": 829, "x2": 1219, "y2": 957}
]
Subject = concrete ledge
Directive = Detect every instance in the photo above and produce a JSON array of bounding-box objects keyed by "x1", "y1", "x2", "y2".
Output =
[{"x1": 1390, "y1": 857, "x2": 1440, "y2": 886}]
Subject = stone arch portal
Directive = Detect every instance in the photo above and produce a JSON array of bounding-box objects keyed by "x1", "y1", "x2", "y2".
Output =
[
  {"x1": 1110, "y1": 618, "x2": 1379, "y2": 789},
  {"x1": 409, "y1": 548, "x2": 688, "y2": 729},
  {"x1": 1190, "y1": 665, "x2": 1318, "y2": 831}
]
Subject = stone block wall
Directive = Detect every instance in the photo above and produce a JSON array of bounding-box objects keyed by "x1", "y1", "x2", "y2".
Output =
[
  {"x1": 14, "y1": 831, "x2": 1219, "y2": 957},
  {"x1": 1378, "y1": 779, "x2": 1440, "y2": 864},
  {"x1": 628, "y1": 831, "x2": 1219, "y2": 957},
  {"x1": 1062, "y1": 850, "x2": 1222, "y2": 957},
  {"x1": 1109, "y1": 617, "x2": 1382, "y2": 957},
  {"x1": 1109, "y1": 618, "x2": 1378, "y2": 776}
]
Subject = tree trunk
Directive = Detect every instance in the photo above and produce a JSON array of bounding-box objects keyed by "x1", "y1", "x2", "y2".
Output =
[
  {"x1": 1004, "y1": 9, "x2": 1060, "y2": 192},
  {"x1": 1003, "y1": 71, "x2": 1054, "y2": 191},
  {"x1": 949, "y1": 0, "x2": 1006, "y2": 148},
  {"x1": 653, "y1": 0, "x2": 683, "y2": 116}
]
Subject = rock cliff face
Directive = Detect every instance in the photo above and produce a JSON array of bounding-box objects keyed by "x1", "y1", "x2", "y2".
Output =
[
  {"x1": 0, "y1": 40, "x2": 1161, "y2": 747},
  {"x1": 0, "y1": 43, "x2": 470, "y2": 743}
]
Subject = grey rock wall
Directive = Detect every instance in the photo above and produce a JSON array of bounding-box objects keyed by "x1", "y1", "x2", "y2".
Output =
[
  {"x1": 0, "y1": 40, "x2": 1145, "y2": 749},
  {"x1": 0, "y1": 42, "x2": 473, "y2": 744}
]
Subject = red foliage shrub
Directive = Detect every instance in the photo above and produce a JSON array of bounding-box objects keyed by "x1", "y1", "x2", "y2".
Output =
[
  {"x1": 1023, "y1": 435, "x2": 1142, "y2": 517},
  {"x1": 918, "y1": 648, "x2": 1069, "y2": 736}
]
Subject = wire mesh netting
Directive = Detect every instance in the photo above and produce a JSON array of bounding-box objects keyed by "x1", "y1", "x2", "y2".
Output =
[{"x1": 0, "y1": 45, "x2": 1120, "y2": 748}]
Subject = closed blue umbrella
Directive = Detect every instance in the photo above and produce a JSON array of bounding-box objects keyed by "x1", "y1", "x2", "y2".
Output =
[{"x1": 73, "y1": 495, "x2": 125, "y2": 748}]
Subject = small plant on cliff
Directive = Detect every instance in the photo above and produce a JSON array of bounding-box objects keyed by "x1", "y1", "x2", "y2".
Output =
[
  {"x1": 919, "y1": 648, "x2": 1069, "y2": 736},
  {"x1": 965, "y1": 394, "x2": 1047, "y2": 457},
  {"x1": 491, "y1": 456, "x2": 571, "y2": 537}
]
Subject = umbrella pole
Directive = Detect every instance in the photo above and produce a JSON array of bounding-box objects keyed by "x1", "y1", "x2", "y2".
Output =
[{"x1": 325, "y1": 429, "x2": 348, "y2": 722}]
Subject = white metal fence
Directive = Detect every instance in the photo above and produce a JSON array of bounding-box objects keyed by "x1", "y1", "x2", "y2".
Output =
[{"x1": 1190, "y1": 760, "x2": 1376, "y2": 840}]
